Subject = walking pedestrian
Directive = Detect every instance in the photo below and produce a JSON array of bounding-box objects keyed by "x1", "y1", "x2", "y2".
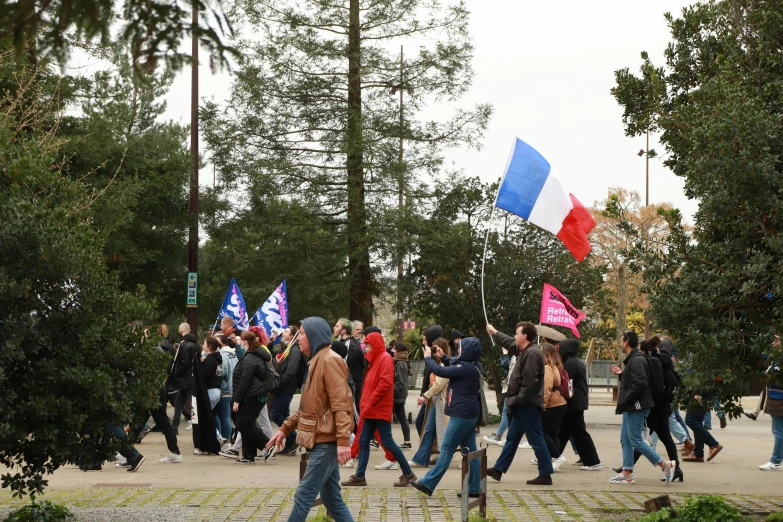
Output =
[
  {"x1": 266, "y1": 317, "x2": 355, "y2": 522},
  {"x1": 759, "y1": 361, "x2": 783, "y2": 471},
  {"x1": 411, "y1": 338, "x2": 450, "y2": 467},
  {"x1": 334, "y1": 318, "x2": 366, "y2": 411},
  {"x1": 486, "y1": 322, "x2": 554, "y2": 486},
  {"x1": 232, "y1": 330, "x2": 273, "y2": 463},
  {"x1": 392, "y1": 342, "x2": 412, "y2": 450},
  {"x1": 609, "y1": 331, "x2": 676, "y2": 484},
  {"x1": 171, "y1": 323, "x2": 198, "y2": 433},
  {"x1": 215, "y1": 335, "x2": 237, "y2": 450},
  {"x1": 541, "y1": 343, "x2": 568, "y2": 471},
  {"x1": 271, "y1": 326, "x2": 305, "y2": 455}
]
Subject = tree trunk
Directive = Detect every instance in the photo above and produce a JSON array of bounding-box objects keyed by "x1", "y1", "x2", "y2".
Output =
[
  {"x1": 616, "y1": 264, "x2": 627, "y2": 364},
  {"x1": 346, "y1": 0, "x2": 373, "y2": 326}
]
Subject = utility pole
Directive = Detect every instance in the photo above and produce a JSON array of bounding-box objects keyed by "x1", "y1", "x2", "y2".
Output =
[
  {"x1": 396, "y1": 45, "x2": 405, "y2": 343},
  {"x1": 186, "y1": 2, "x2": 199, "y2": 335},
  {"x1": 643, "y1": 129, "x2": 650, "y2": 338}
]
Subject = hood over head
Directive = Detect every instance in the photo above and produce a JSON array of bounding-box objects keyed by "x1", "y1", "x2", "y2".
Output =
[
  {"x1": 424, "y1": 325, "x2": 444, "y2": 346},
  {"x1": 456, "y1": 337, "x2": 482, "y2": 363},
  {"x1": 300, "y1": 317, "x2": 333, "y2": 356},
  {"x1": 559, "y1": 339, "x2": 580, "y2": 360},
  {"x1": 364, "y1": 332, "x2": 387, "y2": 362},
  {"x1": 658, "y1": 339, "x2": 674, "y2": 358},
  {"x1": 183, "y1": 332, "x2": 198, "y2": 343}
]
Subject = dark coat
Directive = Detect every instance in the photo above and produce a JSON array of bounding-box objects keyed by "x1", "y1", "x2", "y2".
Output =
[
  {"x1": 277, "y1": 341, "x2": 305, "y2": 395},
  {"x1": 505, "y1": 341, "x2": 545, "y2": 409},
  {"x1": 167, "y1": 333, "x2": 198, "y2": 391},
  {"x1": 615, "y1": 348, "x2": 656, "y2": 414},
  {"x1": 394, "y1": 359, "x2": 409, "y2": 404},
  {"x1": 345, "y1": 337, "x2": 366, "y2": 392},
  {"x1": 559, "y1": 339, "x2": 588, "y2": 412},
  {"x1": 232, "y1": 349, "x2": 271, "y2": 403},
  {"x1": 425, "y1": 337, "x2": 483, "y2": 419},
  {"x1": 201, "y1": 351, "x2": 223, "y2": 390}
]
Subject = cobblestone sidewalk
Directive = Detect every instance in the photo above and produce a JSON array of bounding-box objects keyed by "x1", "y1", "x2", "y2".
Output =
[{"x1": 2, "y1": 488, "x2": 783, "y2": 521}]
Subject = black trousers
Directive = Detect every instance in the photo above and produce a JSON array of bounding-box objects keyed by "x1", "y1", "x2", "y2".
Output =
[
  {"x1": 150, "y1": 390, "x2": 180, "y2": 455},
  {"x1": 558, "y1": 410, "x2": 601, "y2": 466},
  {"x1": 172, "y1": 388, "x2": 192, "y2": 429},
  {"x1": 542, "y1": 405, "x2": 567, "y2": 458},
  {"x1": 634, "y1": 405, "x2": 679, "y2": 466},
  {"x1": 236, "y1": 399, "x2": 270, "y2": 460},
  {"x1": 415, "y1": 403, "x2": 427, "y2": 436},
  {"x1": 393, "y1": 403, "x2": 410, "y2": 442}
]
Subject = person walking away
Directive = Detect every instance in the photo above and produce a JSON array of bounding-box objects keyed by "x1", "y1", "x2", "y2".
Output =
[
  {"x1": 609, "y1": 331, "x2": 676, "y2": 484},
  {"x1": 342, "y1": 332, "x2": 417, "y2": 487},
  {"x1": 201, "y1": 337, "x2": 227, "y2": 449},
  {"x1": 410, "y1": 338, "x2": 483, "y2": 498},
  {"x1": 557, "y1": 339, "x2": 602, "y2": 470},
  {"x1": 171, "y1": 323, "x2": 198, "y2": 433},
  {"x1": 271, "y1": 326, "x2": 305, "y2": 455},
  {"x1": 232, "y1": 330, "x2": 273, "y2": 463},
  {"x1": 392, "y1": 342, "x2": 412, "y2": 449},
  {"x1": 486, "y1": 322, "x2": 554, "y2": 485},
  {"x1": 266, "y1": 317, "x2": 355, "y2": 522},
  {"x1": 759, "y1": 360, "x2": 783, "y2": 470},
  {"x1": 412, "y1": 338, "x2": 450, "y2": 467},
  {"x1": 215, "y1": 335, "x2": 237, "y2": 451},
  {"x1": 335, "y1": 318, "x2": 366, "y2": 411},
  {"x1": 541, "y1": 344, "x2": 568, "y2": 471}
]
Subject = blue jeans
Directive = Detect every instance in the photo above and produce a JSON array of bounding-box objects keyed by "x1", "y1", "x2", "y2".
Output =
[
  {"x1": 621, "y1": 409, "x2": 662, "y2": 470},
  {"x1": 493, "y1": 405, "x2": 553, "y2": 476},
  {"x1": 356, "y1": 419, "x2": 411, "y2": 477},
  {"x1": 497, "y1": 401, "x2": 510, "y2": 436},
  {"x1": 420, "y1": 417, "x2": 479, "y2": 494},
  {"x1": 415, "y1": 403, "x2": 427, "y2": 436},
  {"x1": 771, "y1": 415, "x2": 783, "y2": 465},
  {"x1": 270, "y1": 391, "x2": 296, "y2": 448},
  {"x1": 686, "y1": 407, "x2": 718, "y2": 458},
  {"x1": 673, "y1": 409, "x2": 690, "y2": 439},
  {"x1": 287, "y1": 442, "x2": 354, "y2": 522},
  {"x1": 413, "y1": 406, "x2": 437, "y2": 466},
  {"x1": 106, "y1": 423, "x2": 140, "y2": 461},
  {"x1": 215, "y1": 397, "x2": 232, "y2": 441}
]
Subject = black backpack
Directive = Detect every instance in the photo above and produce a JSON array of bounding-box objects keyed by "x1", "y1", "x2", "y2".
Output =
[{"x1": 646, "y1": 356, "x2": 665, "y2": 403}]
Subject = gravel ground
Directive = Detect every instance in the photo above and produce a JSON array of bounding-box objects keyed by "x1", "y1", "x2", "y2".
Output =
[{"x1": 0, "y1": 506, "x2": 198, "y2": 522}]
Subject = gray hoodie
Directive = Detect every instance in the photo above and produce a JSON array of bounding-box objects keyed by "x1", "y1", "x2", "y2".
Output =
[{"x1": 300, "y1": 317, "x2": 333, "y2": 357}]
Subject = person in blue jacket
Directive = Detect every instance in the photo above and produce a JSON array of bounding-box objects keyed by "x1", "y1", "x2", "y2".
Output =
[{"x1": 410, "y1": 337, "x2": 483, "y2": 499}]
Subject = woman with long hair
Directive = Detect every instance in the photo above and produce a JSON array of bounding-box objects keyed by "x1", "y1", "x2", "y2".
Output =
[
  {"x1": 540, "y1": 343, "x2": 568, "y2": 471},
  {"x1": 231, "y1": 331, "x2": 272, "y2": 463},
  {"x1": 412, "y1": 338, "x2": 450, "y2": 467}
]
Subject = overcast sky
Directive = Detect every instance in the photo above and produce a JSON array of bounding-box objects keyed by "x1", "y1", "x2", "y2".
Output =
[{"x1": 159, "y1": 0, "x2": 698, "y2": 221}]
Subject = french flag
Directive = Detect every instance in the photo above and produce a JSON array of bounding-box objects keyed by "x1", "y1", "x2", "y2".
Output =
[{"x1": 495, "y1": 138, "x2": 596, "y2": 262}]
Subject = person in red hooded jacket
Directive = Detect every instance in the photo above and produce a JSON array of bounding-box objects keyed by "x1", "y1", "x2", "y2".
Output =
[{"x1": 341, "y1": 332, "x2": 417, "y2": 488}]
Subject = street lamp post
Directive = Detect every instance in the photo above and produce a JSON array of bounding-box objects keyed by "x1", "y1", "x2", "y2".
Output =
[{"x1": 187, "y1": 3, "x2": 199, "y2": 334}]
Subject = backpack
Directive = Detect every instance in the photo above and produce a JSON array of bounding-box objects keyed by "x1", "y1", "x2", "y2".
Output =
[
  {"x1": 262, "y1": 359, "x2": 280, "y2": 393},
  {"x1": 558, "y1": 367, "x2": 573, "y2": 400},
  {"x1": 646, "y1": 355, "x2": 665, "y2": 402}
]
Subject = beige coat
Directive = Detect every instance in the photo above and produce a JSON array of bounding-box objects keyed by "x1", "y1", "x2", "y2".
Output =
[{"x1": 544, "y1": 365, "x2": 567, "y2": 410}]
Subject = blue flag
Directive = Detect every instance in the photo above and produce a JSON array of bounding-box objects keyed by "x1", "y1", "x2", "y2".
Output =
[
  {"x1": 252, "y1": 280, "x2": 288, "y2": 343},
  {"x1": 215, "y1": 278, "x2": 249, "y2": 331}
]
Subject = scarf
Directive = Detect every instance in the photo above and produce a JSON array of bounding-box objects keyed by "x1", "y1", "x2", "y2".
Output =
[{"x1": 393, "y1": 351, "x2": 408, "y2": 363}]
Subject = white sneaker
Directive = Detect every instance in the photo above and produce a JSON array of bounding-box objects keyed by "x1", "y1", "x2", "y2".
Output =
[
  {"x1": 342, "y1": 458, "x2": 355, "y2": 468},
  {"x1": 530, "y1": 458, "x2": 538, "y2": 464},
  {"x1": 220, "y1": 442, "x2": 232, "y2": 453},
  {"x1": 483, "y1": 435, "x2": 505, "y2": 446},
  {"x1": 759, "y1": 461, "x2": 783, "y2": 471},
  {"x1": 609, "y1": 472, "x2": 635, "y2": 484},
  {"x1": 662, "y1": 460, "x2": 676, "y2": 484},
  {"x1": 159, "y1": 453, "x2": 182, "y2": 463},
  {"x1": 186, "y1": 420, "x2": 193, "y2": 431},
  {"x1": 193, "y1": 449, "x2": 209, "y2": 455},
  {"x1": 374, "y1": 459, "x2": 398, "y2": 470},
  {"x1": 519, "y1": 441, "x2": 532, "y2": 449},
  {"x1": 581, "y1": 463, "x2": 603, "y2": 471},
  {"x1": 552, "y1": 455, "x2": 567, "y2": 471}
]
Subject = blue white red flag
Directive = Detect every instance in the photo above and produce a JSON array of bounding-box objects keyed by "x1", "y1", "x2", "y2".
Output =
[
  {"x1": 215, "y1": 278, "x2": 249, "y2": 331},
  {"x1": 252, "y1": 280, "x2": 288, "y2": 343},
  {"x1": 495, "y1": 138, "x2": 596, "y2": 262}
]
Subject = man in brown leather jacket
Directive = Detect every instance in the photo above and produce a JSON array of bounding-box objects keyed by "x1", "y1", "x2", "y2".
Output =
[{"x1": 267, "y1": 316, "x2": 355, "y2": 522}]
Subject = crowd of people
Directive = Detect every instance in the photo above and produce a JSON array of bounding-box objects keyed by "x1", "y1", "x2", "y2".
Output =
[{"x1": 90, "y1": 316, "x2": 782, "y2": 522}]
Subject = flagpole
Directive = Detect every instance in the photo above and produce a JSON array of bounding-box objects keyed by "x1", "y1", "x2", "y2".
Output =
[{"x1": 481, "y1": 205, "x2": 497, "y2": 347}]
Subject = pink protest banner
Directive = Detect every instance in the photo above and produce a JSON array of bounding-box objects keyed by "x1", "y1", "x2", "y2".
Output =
[{"x1": 539, "y1": 283, "x2": 585, "y2": 338}]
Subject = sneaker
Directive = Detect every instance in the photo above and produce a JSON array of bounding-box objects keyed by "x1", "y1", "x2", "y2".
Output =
[
  {"x1": 220, "y1": 449, "x2": 239, "y2": 459},
  {"x1": 279, "y1": 444, "x2": 300, "y2": 456},
  {"x1": 394, "y1": 472, "x2": 417, "y2": 487},
  {"x1": 127, "y1": 455, "x2": 146, "y2": 473},
  {"x1": 400, "y1": 442, "x2": 412, "y2": 450},
  {"x1": 410, "y1": 479, "x2": 432, "y2": 496},
  {"x1": 135, "y1": 425, "x2": 151, "y2": 444},
  {"x1": 369, "y1": 440, "x2": 379, "y2": 450},
  {"x1": 342, "y1": 458, "x2": 355, "y2": 468},
  {"x1": 263, "y1": 447, "x2": 276, "y2": 463},
  {"x1": 519, "y1": 441, "x2": 532, "y2": 449},
  {"x1": 609, "y1": 473, "x2": 635, "y2": 484},
  {"x1": 341, "y1": 474, "x2": 367, "y2": 487},
  {"x1": 744, "y1": 412, "x2": 758, "y2": 421},
  {"x1": 115, "y1": 460, "x2": 130, "y2": 468},
  {"x1": 759, "y1": 461, "x2": 783, "y2": 471},
  {"x1": 375, "y1": 460, "x2": 398, "y2": 470},
  {"x1": 573, "y1": 459, "x2": 583, "y2": 466},
  {"x1": 483, "y1": 434, "x2": 505, "y2": 446},
  {"x1": 552, "y1": 456, "x2": 567, "y2": 471},
  {"x1": 159, "y1": 453, "x2": 182, "y2": 464},
  {"x1": 220, "y1": 442, "x2": 232, "y2": 453},
  {"x1": 707, "y1": 444, "x2": 723, "y2": 462},
  {"x1": 193, "y1": 449, "x2": 210, "y2": 455},
  {"x1": 186, "y1": 420, "x2": 193, "y2": 431},
  {"x1": 662, "y1": 460, "x2": 676, "y2": 485},
  {"x1": 235, "y1": 458, "x2": 255, "y2": 464},
  {"x1": 581, "y1": 463, "x2": 603, "y2": 471},
  {"x1": 530, "y1": 458, "x2": 538, "y2": 464}
]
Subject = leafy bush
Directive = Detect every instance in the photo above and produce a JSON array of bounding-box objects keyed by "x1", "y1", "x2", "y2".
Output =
[
  {"x1": 766, "y1": 513, "x2": 783, "y2": 522},
  {"x1": 6, "y1": 501, "x2": 74, "y2": 522},
  {"x1": 638, "y1": 495, "x2": 745, "y2": 522},
  {"x1": 638, "y1": 510, "x2": 675, "y2": 522}
]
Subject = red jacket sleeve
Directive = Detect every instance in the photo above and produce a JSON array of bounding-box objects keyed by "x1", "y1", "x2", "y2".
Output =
[{"x1": 370, "y1": 355, "x2": 394, "y2": 408}]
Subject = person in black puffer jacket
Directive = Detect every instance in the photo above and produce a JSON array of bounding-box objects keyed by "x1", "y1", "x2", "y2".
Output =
[
  {"x1": 232, "y1": 330, "x2": 272, "y2": 463},
  {"x1": 557, "y1": 339, "x2": 602, "y2": 470}
]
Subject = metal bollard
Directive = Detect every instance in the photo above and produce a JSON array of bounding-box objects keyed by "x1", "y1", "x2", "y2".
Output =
[{"x1": 460, "y1": 442, "x2": 488, "y2": 522}]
